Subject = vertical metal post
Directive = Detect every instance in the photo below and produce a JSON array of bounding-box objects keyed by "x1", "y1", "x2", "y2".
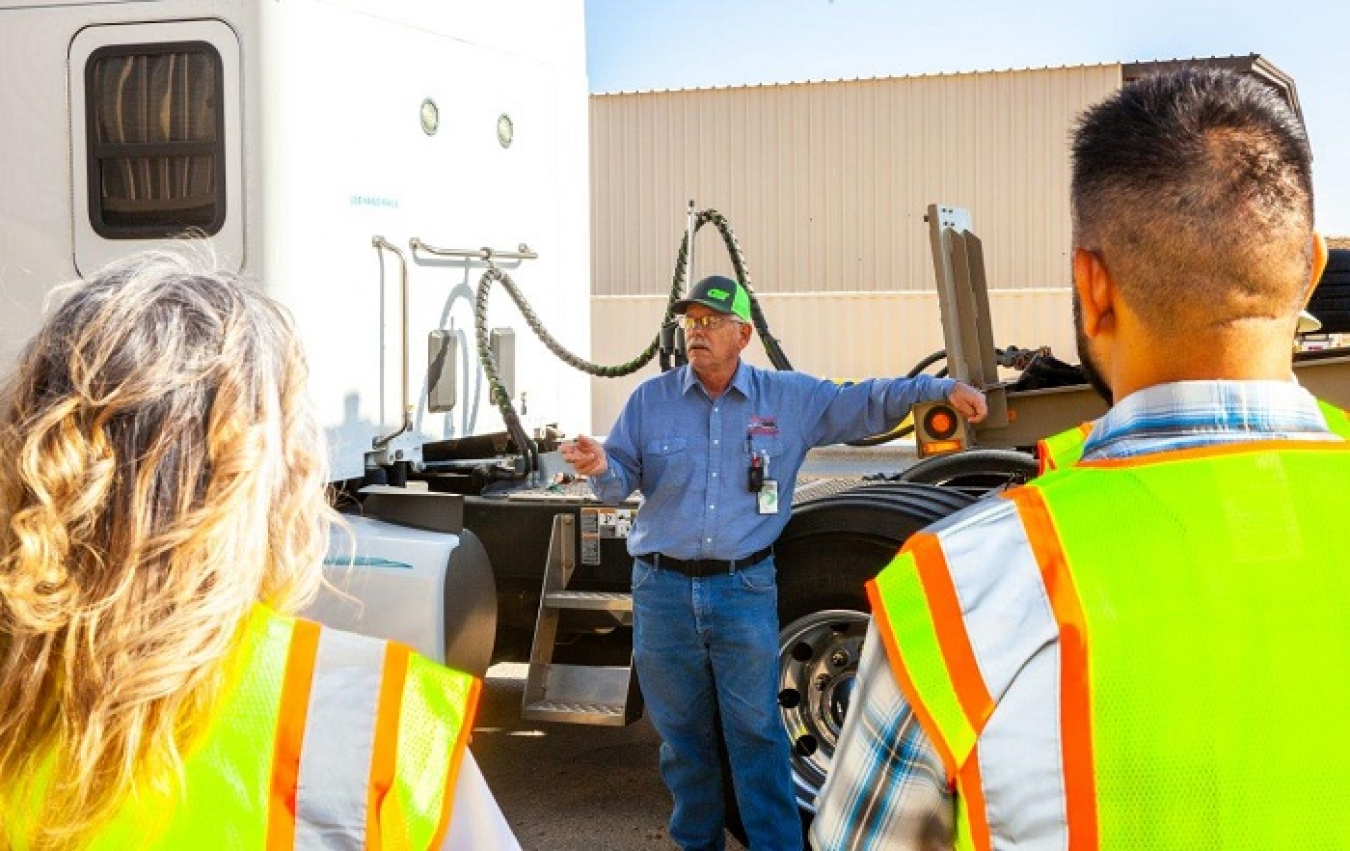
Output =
[
  {"x1": 372, "y1": 236, "x2": 413, "y2": 447},
  {"x1": 684, "y1": 199, "x2": 698, "y2": 292}
]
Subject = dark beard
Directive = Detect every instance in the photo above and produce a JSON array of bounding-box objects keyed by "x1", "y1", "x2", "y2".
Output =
[{"x1": 1073, "y1": 293, "x2": 1114, "y2": 405}]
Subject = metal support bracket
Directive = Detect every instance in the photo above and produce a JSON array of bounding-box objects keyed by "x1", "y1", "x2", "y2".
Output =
[{"x1": 926, "y1": 204, "x2": 1009, "y2": 428}]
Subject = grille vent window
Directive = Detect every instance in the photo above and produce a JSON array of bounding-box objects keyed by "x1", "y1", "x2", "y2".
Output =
[{"x1": 86, "y1": 42, "x2": 225, "y2": 237}]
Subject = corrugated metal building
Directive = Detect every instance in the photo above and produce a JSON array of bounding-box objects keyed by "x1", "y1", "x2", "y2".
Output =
[{"x1": 586, "y1": 56, "x2": 1300, "y2": 431}]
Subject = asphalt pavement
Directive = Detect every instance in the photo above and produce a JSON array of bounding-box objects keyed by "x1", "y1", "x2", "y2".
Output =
[{"x1": 473, "y1": 663, "x2": 744, "y2": 850}]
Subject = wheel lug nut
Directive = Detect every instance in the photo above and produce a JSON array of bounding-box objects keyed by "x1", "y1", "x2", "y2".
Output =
[{"x1": 830, "y1": 649, "x2": 850, "y2": 667}]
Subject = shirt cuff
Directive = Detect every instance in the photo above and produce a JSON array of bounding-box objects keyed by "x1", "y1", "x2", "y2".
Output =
[
  {"x1": 923, "y1": 375, "x2": 957, "y2": 402},
  {"x1": 589, "y1": 464, "x2": 620, "y2": 488}
]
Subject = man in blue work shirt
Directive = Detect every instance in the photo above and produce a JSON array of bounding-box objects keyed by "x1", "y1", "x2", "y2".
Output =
[{"x1": 561, "y1": 274, "x2": 986, "y2": 851}]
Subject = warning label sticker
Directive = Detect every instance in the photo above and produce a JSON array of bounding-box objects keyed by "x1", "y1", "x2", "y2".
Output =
[{"x1": 580, "y1": 507, "x2": 635, "y2": 564}]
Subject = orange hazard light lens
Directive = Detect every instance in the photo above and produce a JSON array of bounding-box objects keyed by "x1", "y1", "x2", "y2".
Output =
[
  {"x1": 924, "y1": 407, "x2": 958, "y2": 439},
  {"x1": 920, "y1": 439, "x2": 964, "y2": 457}
]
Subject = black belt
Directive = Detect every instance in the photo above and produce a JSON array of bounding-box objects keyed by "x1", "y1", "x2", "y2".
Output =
[{"x1": 639, "y1": 546, "x2": 774, "y2": 578}]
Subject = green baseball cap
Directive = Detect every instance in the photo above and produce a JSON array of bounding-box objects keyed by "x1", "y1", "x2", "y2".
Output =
[{"x1": 672, "y1": 275, "x2": 752, "y2": 323}]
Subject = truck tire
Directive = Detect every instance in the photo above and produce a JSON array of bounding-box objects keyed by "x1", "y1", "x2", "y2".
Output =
[
  {"x1": 898, "y1": 447, "x2": 1038, "y2": 494},
  {"x1": 1307, "y1": 247, "x2": 1350, "y2": 334},
  {"x1": 718, "y1": 482, "x2": 977, "y2": 843}
]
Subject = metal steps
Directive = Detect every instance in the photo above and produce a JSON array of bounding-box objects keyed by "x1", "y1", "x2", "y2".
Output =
[
  {"x1": 522, "y1": 514, "x2": 642, "y2": 727},
  {"x1": 522, "y1": 665, "x2": 634, "y2": 725}
]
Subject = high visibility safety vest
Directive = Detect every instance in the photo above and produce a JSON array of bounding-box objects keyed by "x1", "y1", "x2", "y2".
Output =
[
  {"x1": 869, "y1": 440, "x2": 1350, "y2": 850},
  {"x1": 6, "y1": 605, "x2": 480, "y2": 851},
  {"x1": 1036, "y1": 398, "x2": 1350, "y2": 474}
]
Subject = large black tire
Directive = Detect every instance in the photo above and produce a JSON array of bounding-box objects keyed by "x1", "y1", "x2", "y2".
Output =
[
  {"x1": 718, "y1": 482, "x2": 977, "y2": 845},
  {"x1": 1307, "y1": 247, "x2": 1350, "y2": 334},
  {"x1": 899, "y1": 447, "x2": 1039, "y2": 494}
]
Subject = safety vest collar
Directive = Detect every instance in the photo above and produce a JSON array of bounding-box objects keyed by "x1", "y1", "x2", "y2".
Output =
[{"x1": 1038, "y1": 399, "x2": 1349, "y2": 476}]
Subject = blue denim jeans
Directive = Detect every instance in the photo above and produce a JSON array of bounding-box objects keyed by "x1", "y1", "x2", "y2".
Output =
[{"x1": 632, "y1": 555, "x2": 802, "y2": 851}]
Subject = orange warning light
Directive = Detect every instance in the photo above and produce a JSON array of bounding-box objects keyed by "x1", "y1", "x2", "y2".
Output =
[
  {"x1": 919, "y1": 439, "x2": 964, "y2": 457},
  {"x1": 924, "y1": 407, "x2": 958, "y2": 439}
]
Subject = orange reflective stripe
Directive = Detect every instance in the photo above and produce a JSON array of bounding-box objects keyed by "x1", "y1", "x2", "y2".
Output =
[
  {"x1": 1079, "y1": 438, "x2": 1350, "y2": 469},
  {"x1": 367, "y1": 641, "x2": 411, "y2": 851},
  {"x1": 268, "y1": 617, "x2": 320, "y2": 850},
  {"x1": 958, "y1": 744, "x2": 992, "y2": 851},
  {"x1": 910, "y1": 533, "x2": 995, "y2": 733},
  {"x1": 429, "y1": 677, "x2": 484, "y2": 850},
  {"x1": 1010, "y1": 487, "x2": 1098, "y2": 850},
  {"x1": 1036, "y1": 438, "x2": 1054, "y2": 476},
  {"x1": 866, "y1": 579, "x2": 957, "y2": 785}
]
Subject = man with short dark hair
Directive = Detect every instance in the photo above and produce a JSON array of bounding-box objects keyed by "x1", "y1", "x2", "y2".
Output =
[
  {"x1": 812, "y1": 68, "x2": 1348, "y2": 851},
  {"x1": 563, "y1": 274, "x2": 985, "y2": 851}
]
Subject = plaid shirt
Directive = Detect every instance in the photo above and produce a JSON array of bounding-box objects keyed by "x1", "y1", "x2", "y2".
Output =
[{"x1": 809, "y1": 380, "x2": 1340, "y2": 851}]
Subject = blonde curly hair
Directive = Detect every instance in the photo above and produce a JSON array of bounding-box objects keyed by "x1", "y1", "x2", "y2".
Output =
[{"x1": 0, "y1": 252, "x2": 336, "y2": 849}]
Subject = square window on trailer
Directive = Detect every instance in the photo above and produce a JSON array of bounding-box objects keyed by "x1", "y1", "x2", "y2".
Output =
[
  {"x1": 70, "y1": 20, "x2": 243, "y2": 274},
  {"x1": 85, "y1": 41, "x2": 225, "y2": 238}
]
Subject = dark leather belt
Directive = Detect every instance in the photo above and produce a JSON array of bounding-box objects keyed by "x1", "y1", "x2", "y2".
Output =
[{"x1": 640, "y1": 546, "x2": 774, "y2": 578}]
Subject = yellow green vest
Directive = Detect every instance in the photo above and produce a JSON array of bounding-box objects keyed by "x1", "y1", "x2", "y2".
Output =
[
  {"x1": 5, "y1": 606, "x2": 479, "y2": 850},
  {"x1": 870, "y1": 441, "x2": 1350, "y2": 849},
  {"x1": 1036, "y1": 398, "x2": 1350, "y2": 473}
]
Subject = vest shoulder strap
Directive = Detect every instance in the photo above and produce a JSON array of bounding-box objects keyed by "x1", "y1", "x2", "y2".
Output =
[{"x1": 1036, "y1": 421, "x2": 1093, "y2": 475}]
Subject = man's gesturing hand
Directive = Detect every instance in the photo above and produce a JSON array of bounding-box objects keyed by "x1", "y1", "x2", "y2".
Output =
[{"x1": 560, "y1": 434, "x2": 609, "y2": 477}]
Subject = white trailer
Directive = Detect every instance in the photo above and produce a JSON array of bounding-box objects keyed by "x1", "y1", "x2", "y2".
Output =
[
  {"x1": 0, "y1": 0, "x2": 594, "y2": 678},
  {"x1": 0, "y1": 0, "x2": 592, "y2": 474}
]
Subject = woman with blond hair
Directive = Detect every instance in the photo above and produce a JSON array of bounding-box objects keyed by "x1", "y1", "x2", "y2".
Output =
[{"x1": 0, "y1": 253, "x2": 519, "y2": 850}]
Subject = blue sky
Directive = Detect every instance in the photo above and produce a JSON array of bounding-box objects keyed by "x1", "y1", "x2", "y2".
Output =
[{"x1": 585, "y1": 0, "x2": 1350, "y2": 235}]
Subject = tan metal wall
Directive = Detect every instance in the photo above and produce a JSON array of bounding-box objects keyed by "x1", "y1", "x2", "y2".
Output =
[{"x1": 588, "y1": 65, "x2": 1122, "y2": 433}]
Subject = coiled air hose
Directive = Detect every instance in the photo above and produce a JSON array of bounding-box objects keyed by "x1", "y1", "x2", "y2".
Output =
[{"x1": 473, "y1": 209, "x2": 792, "y2": 475}]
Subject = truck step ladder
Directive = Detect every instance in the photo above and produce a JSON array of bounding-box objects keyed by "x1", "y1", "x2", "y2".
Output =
[{"x1": 522, "y1": 514, "x2": 642, "y2": 726}]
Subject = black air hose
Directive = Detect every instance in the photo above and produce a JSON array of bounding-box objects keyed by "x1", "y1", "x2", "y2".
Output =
[
  {"x1": 471, "y1": 209, "x2": 786, "y2": 477},
  {"x1": 667, "y1": 209, "x2": 792, "y2": 371}
]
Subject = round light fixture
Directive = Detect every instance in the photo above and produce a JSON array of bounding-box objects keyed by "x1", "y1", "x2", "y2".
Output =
[
  {"x1": 497, "y1": 113, "x2": 514, "y2": 148},
  {"x1": 923, "y1": 406, "x2": 958, "y2": 440},
  {"x1": 420, "y1": 98, "x2": 439, "y2": 136}
]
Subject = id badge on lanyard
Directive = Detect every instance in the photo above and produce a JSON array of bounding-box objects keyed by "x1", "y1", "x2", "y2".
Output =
[{"x1": 748, "y1": 448, "x2": 778, "y2": 514}]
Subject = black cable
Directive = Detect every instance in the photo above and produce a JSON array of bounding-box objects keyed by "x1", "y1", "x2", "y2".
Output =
[
  {"x1": 470, "y1": 208, "x2": 788, "y2": 477},
  {"x1": 844, "y1": 349, "x2": 952, "y2": 447},
  {"x1": 689, "y1": 209, "x2": 793, "y2": 370},
  {"x1": 906, "y1": 350, "x2": 947, "y2": 379}
]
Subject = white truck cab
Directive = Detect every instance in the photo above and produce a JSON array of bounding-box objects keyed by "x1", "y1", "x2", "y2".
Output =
[
  {"x1": 0, "y1": 0, "x2": 593, "y2": 675},
  {"x1": 0, "y1": 0, "x2": 592, "y2": 478}
]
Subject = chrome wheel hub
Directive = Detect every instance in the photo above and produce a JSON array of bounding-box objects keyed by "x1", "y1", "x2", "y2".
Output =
[{"x1": 776, "y1": 609, "x2": 870, "y2": 812}]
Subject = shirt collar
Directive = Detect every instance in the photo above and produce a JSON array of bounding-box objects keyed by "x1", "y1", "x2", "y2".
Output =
[
  {"x1": 680, "y1": 360, "x2": 753, "y2": 400},
  {"x1": 1084, "y1": 379, "x2": 1329, "y2": 456}
]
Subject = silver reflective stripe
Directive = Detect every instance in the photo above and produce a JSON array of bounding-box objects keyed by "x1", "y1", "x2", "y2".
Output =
[
  {"x1": 936, "y1": 499, "x2": 1057, "y2": 704},
  {"x1": 935, "y1": 500, "x2": 1069, "y2": 849},
  {"x1": 975, "y1": 643, "x2": 1067, "y2": 849},
  {"x1": 294, "y1": 627, "x2": 387, "y2": 851}
]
